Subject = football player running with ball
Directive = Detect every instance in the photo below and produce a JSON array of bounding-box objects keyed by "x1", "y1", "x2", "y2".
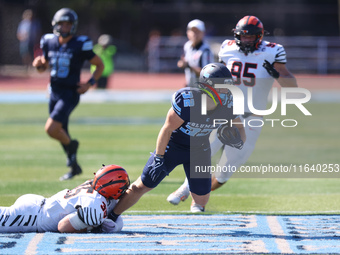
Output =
[
  {"x1": 0, "y1": 165, "x2": 130, "y2": 233},
  {"x1": 108, "y1": 63, "x2": 245, "y2": 217},
  {"x1": 167, "y1": 15, "x2": 298, "y2": 211},
  {"x1": 32, "y1": 8, "x2": 104, "y2": 181}
]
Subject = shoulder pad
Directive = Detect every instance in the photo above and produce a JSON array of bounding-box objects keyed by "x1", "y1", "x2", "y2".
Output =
[
  {"x1": 40, "y1": 33, "x2": 56, "y2": 48},
  {"x1": 172, "y1": 88, "x2": 200, "y2": 116},
  {"x1": 81, "y1": 40, "x2": 93, "y2": 51},
  {"x1": 43, "y1": 33, "x2": 56, "y2": 40},
  {"x1": 77, "y1": 35, "x2": 90, "y2": 42},
  {"x1": 261, "y1": 41, "x2": 287, "y2": 63},
  {"x1": 220, "y1": 39, "x2": 235, "y2": 48}
]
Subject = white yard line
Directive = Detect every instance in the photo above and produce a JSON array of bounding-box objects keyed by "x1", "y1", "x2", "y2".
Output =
[
  {"x1": 267, "y1": 216, "x2": 293, "y2": 254},
  {"x1": 25, "y1": 233, "x2": 44, "y2": 255}
]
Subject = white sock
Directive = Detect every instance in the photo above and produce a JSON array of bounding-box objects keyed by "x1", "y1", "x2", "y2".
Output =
[{"x1": 180, "y1": 178, "x2": 189, "y2": 190}]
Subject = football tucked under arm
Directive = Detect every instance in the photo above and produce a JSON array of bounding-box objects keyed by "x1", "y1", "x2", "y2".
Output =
[{"x1": 217, "y1": 124, "x2": 244, "y2": 150}]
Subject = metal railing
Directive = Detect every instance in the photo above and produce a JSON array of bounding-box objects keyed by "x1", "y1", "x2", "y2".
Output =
[{"x1": 147, "y1": 36, "x2": 340, "y2": 74}]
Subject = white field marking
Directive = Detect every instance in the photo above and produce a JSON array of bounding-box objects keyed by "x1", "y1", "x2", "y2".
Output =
[
  {"x1": 288, "y1": 216, "x2": 340, "y2": 222},
  {"x1": 2, "y1": 90, "x2": 340, "y2": 103},
  {"x1": 25, "y1": 233, "x2": 44, "y2": 255},
  {"x1": 68, "y1": 238, "x2": 268, "y2": 253},
  {"x1": 127, "y1": 210, "x2": 340, "y2": 214},
  {"x1": 123, "y1": 215, "x2": 257, "y2": 230},
  {"x1": 298, "y1": 244, "x2": 340, "y2": 252},
  {"x1": 59, "y1": 240, "x2": 267, "y2": 254},
  {"x1": 267, "y1": 216, "x2": 293, "y2": 254},
  {"x1": 58, "y1": 248, "x2": 236, "y2": 253}
]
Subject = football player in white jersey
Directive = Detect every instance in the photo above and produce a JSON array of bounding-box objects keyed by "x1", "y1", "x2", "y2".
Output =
[
  {"x1": 0, "y1": 165, "x2": 130, "y2": 233},
  {"x1": 177, "y1": 19, "x2": 214, "y2": 87},
  {"x1": 167, "y1": 15, "x2": 298, "y2": 210}
]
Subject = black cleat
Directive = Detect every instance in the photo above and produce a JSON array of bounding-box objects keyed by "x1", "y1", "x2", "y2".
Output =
[{"x1": 59, "y1": 164, "x2": 82, "y2": 181}]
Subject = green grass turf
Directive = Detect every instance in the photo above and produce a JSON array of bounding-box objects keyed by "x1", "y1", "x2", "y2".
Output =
[{"x1": 0, "y1": 102, "x2": 339, "y2": 214}]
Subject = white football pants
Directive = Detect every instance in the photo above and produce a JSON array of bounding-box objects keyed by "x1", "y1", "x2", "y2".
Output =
[
  {"x1": 210, "y1": 115, "x2": 263, "y2": 183},
  {"x1": 0, "y1": 194, "x2": 45, "y2": 233}
]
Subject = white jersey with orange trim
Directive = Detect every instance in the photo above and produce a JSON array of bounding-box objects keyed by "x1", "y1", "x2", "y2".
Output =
[
  {"x1": 218, "y1": 39, "x2": 287, "y2": 113},
  {"x1": 0, "y1": 180, "x2": 117, "y2": 233}
]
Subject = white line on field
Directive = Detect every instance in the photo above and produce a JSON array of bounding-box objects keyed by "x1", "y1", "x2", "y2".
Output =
[
  {"x1": 25, "y1": 233, "x2": 44, "y2": 255},
  {"x1": 126, "y1": 210, "x2": 340, "y2": 214},
  {"x1": 267, "y1": 216, "x2": 293, "y2": 253}
]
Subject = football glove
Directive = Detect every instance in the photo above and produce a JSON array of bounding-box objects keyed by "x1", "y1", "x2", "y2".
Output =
[
  {"x1": 217, "y1": 125, "x2": 244, "y2": 150},
  {"x1": 148, "y1": 153, "x2": 168, "y2": 182},
  {"x1": 91, "y1": 216, "x2": 124, "y2": 233},
  {"x1": 101, "y1": 216, "x2": 123, "y2": 233},
  {"x1": 263, "y1": 60, "x2": 280, "y2": 79}
]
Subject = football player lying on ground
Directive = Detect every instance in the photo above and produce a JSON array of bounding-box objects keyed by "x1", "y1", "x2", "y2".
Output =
[
  {"x1": 0, "y1": 165, "x2": 130, "y2": 233},
  {"x1": 107, "y1": 63, "x2": 246, "y2": 220}
]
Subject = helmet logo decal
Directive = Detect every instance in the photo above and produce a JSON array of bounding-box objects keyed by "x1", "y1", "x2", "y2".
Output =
[{"x1": 199, "y1": 83, "x2": 222, "y2": 106}]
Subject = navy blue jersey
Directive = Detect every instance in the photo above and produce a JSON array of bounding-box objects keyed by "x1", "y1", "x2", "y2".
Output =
[
  {"x1": 40, "y1": 33, "x2": 95, "y2": 89},
  {"x1": 171, "y1": 87, "x2": 237, "y2": 148}
]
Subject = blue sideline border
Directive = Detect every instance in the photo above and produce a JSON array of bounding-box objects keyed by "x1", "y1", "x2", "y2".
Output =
[{"x1": 1, "y1": 214, "x2": 339, "y2": 254}]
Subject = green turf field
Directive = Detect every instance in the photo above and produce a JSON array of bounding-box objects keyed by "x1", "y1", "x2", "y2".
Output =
[{"x1": 0, "y1": 102, "x2": 339, "y2": 214}]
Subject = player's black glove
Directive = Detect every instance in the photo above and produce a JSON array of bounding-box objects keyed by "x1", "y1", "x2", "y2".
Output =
[
  {"x1": 263, "y1": 60, "x2": 280, "y2": 79},
  {"x1": 217, "y1": 125, "x2": 244, "y2": 150},
  {"x1": 148, "y1": 153, "x2": 168, "y2": 182}
]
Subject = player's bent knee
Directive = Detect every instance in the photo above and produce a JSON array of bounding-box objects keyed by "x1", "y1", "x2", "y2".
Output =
[{"x1": 130, "y1": 179, "x2": 152, "y2": 195}]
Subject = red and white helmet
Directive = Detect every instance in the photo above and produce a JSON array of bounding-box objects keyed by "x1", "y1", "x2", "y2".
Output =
[{"x1": 92, "y1": 164, "x2": 130, "y2": 200}]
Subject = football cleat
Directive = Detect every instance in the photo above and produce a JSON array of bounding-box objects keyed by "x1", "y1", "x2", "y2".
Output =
[
  {"x1": 59, "y1": 163, "x2": 82, "y2": 181},
  {"x1": 167, "y1": 184, "x2": 190, "y2": 205},
  {"x1": 190, "y1": 202, "x2": 205, "y2": 213}
]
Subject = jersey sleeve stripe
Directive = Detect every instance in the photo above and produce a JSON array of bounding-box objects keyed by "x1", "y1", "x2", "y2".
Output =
[
  {"x1": 275, "y1": 48, "x2": 287, "y2": 63},
  {"x1": 82, "y1": 41, "x2": 93, "y2": 51},
  {"x1": 90, "y1": 208, "x2": 96, "y2": 225},
  {"x1": 172, "y1": 93, "x2": 181, "y2": 116}
]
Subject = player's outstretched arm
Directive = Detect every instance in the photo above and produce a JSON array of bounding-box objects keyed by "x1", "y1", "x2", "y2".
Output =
[
  {"x1": 149, "y1": 108, "x2": 184, "y2": 181},
  {"x1": 273, "y1": 62, "x2": 298, "y2": 88},
  {"x1": 155, "y1": 108, "x2": 184, "y2": 156}
]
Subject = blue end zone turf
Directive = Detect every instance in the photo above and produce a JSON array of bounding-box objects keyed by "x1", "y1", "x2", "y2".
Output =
[{"x1": 1, "y1": 214, "x2": 339, "y2": 254}]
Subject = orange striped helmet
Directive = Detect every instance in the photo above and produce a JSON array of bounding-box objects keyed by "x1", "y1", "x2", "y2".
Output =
[
  {"x1": 93, "y1": 164, "x2": 130, "y2": 200},
  {"x1": 232, "y1": 16, "x2": 268, "y2": 55}
]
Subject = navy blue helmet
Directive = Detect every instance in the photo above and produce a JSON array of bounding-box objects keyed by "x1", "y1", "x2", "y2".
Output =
[{"x1": 52, "y1": 8, "x2": 78, "y2": 38}]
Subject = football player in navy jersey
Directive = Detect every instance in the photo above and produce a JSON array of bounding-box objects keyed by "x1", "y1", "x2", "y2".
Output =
[
  {"x1": 167, "y1": 16, "x2": 298, "y2": 210},
  {"x1": 32, "y1": 8, "x2": 104, "y2": 181},
  {"x1": 107, "y1": 63, "x2": 245, "y2": 219}
]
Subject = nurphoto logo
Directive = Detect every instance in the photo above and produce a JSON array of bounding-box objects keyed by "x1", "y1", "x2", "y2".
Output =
[{"x1": 201, "y1": 84, "x2": 312, "y2": 128}]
